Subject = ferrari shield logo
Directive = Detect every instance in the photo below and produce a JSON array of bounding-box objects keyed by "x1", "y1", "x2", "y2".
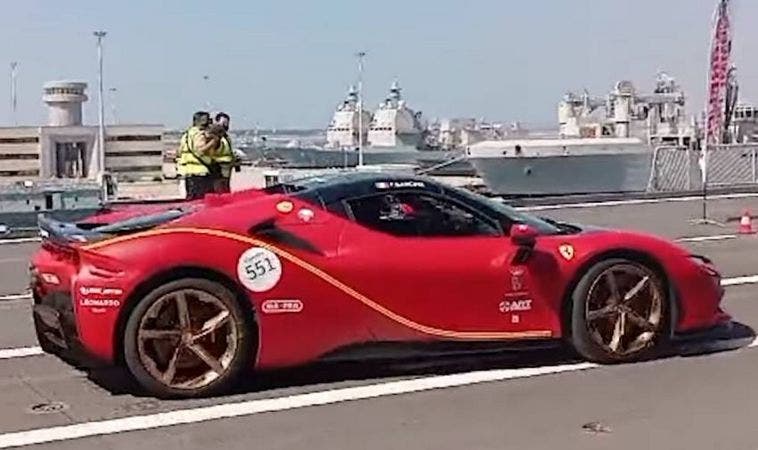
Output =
[{"x1": 558, "y1": 244, "x2": 575, "y2": 261}]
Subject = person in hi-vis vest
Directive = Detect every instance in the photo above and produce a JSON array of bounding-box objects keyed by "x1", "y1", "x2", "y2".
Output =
[
  {"x1": 177, "y1": 111, "x2": 222, "y2": 199},
  {"x1": 212, "y1": 112, "x2": 238, "y2": 193}
]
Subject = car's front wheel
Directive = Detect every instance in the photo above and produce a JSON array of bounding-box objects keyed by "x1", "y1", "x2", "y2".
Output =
[
  {"x1": 123, "y1": 278, "x2": 253, "y2": 398},
  {"x1": 569, "y1": 258, "x2": 670, "y2": 363}
]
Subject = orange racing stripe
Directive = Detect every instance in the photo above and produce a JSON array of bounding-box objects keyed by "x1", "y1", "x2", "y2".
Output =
[{"x1": 83, "y1": 227, "x2": 553, "y2": 340}]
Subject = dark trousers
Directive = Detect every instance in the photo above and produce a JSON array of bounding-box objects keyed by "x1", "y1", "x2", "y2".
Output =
[
  {"x1": 184, "y1": 175, "x2": 214, "y2": 200},
  {"x1": 212, "y1": 176, "x2": 231, "y2": 194}
]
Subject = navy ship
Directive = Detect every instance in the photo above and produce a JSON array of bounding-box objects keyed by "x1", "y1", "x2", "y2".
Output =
[
  {"x1": 465, "y1": 73, "x2": 701, "y2": 196},
  {"x1": 240, "y1": 81, "x2": 469, "y2": 174}
]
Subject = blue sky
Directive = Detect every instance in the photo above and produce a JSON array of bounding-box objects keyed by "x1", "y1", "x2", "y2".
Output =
[{"x1": 0, "y1": 0, "x2": 756, "y2": 130}]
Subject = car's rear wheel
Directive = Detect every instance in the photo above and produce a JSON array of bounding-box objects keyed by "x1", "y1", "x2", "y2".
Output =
[
  {"x1": 569, "y1": 258, "x2": 670, "y2": 363},
  {"x1": 123, "y1": 278, "x2": 252, "y2": 398}
]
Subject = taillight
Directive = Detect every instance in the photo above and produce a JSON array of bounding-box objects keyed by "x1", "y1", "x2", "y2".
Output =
[
  {"x1": 79, "y1": 250, "x2": 125, "y2": 280},
  {"x1": 88, "y1": 265, "x2": 124, "y2": 279},
  {"x1": 41, "y1": 241, "x2": 80, "y2": 266}
]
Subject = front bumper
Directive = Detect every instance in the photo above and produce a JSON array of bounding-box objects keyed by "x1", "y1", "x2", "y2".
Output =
[{"x1": 672, "y1": 319, "x2": 755, "y2": 356}]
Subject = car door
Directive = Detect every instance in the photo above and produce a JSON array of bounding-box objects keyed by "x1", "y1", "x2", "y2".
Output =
[{"x1": 333, "y1": 189, "x2": 550, "y2": 341}]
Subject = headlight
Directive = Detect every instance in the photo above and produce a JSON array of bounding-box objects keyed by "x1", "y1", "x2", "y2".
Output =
[{"x1": 689, "y1": 254, "x2": 720, "y2": 277}]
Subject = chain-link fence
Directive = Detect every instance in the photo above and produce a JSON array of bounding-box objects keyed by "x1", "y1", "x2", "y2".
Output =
[{"x1": 647, "y1": 144, "x2": 758, "y2": 193}]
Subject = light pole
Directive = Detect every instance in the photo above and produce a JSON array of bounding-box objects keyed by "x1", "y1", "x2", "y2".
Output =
[
  {"x1": 356, "y1": 51, "x2": 366, "y2": 167},
  {"x1": 108, "y1": 87, "x2": 118, "y2": 124},
  {"x1": 9, "y1": 62, "x2": 17, "y2": 126},
  {"x1": 94, "y1": 31, "x2": 107, "y2": 180},
  {"x1": 203, "y1": 75, "x2": 211, "y2": 111}
]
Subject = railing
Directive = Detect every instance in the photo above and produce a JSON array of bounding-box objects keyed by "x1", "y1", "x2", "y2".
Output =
[{"x1": 647, "y1": 144, "x2": 758, "y2": 193}]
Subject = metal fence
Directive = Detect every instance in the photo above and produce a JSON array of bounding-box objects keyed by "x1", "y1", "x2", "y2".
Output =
[{"x1": 647, "y1": 144, "x2": 758, "y2": 193}]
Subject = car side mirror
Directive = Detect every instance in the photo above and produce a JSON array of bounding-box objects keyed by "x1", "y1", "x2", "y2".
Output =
[
  {"x1": 510, "y1": 224, "x2": 538, "y2": 264},
  {"x1": 510, "y1": 223, "x2": 538, "y2": 248}
]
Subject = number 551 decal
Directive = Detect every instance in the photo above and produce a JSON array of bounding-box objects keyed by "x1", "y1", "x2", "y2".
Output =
[{"x1": 237, "y1": 247, "x2": 283, "y2": 292}]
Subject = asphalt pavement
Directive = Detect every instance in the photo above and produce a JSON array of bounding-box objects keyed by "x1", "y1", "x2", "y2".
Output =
[{"x1": 0, "y1": 194, "x2": 757, "y2": 449}]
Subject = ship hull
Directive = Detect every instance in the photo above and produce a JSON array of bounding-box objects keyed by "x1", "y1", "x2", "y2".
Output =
[{"x1": 469, "y1": 152, "x2": 653, "y2": 196}]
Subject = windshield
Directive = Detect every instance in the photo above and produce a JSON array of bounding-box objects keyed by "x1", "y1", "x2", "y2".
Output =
[
  {"x1": 262, "y1": 173, "x2": 346, "y2": 195},
  {"x1": 449, "y1": 187, "x2": 561, "y2": 234}
]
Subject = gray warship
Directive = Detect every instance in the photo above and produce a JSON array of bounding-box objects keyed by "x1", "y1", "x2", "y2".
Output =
[
  {"x1": 465, "y1": 73, "x2": 701, "y2": 196},
  {"x1": 239, "y1": 81, "x2": 469, "y2": 174}
]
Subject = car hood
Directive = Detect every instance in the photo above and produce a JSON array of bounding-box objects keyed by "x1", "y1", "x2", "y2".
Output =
[{"x1": 545, "y1": 220, "x2": 691, "y2": 257}]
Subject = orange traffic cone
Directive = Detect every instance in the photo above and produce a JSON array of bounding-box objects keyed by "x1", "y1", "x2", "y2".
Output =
[{"x1": 739, "y1": 209, "x2": 755, "y2": 234}]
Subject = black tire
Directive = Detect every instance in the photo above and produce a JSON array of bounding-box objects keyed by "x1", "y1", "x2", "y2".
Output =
[
  {"x1": 33, "y1": 315, "x2": 59, "y2": 354},
  {"x1": 569, "y1": 258, "x2": 670, "y2": 364},
  {"x1": 123, "y1": 278, "x2": 253, "y2": 398}
]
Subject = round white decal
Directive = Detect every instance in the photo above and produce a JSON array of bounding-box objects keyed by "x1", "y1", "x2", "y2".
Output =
[{"x1": 237, "y1": 247, "x2": 283, "y2": 292}]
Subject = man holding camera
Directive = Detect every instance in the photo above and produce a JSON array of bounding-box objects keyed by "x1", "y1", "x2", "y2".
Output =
[
  {"x1": 211, "y1": 112, "x2": 239, "y2": 194},
  {"x1": 177, "y1": 111, "x2": 218, "y2": 199}
]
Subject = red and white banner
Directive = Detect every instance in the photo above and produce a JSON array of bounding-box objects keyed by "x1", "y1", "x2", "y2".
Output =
[
  {"x1": 705, "y1": 0, "x2": 732, "y2": 145},
  {"x1": 701, "y1": 0, "x2": 732, "y2": 187}
]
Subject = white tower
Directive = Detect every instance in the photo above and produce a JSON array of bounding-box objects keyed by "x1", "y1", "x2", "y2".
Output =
[
  {"x1": 42, "y1": 81, "x2": 88, "y2": 126},
  {"x1": 613, "y1": 80, "x2": 635, "y2": 138}
]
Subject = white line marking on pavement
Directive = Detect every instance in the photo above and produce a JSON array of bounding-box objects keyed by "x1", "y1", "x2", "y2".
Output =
[
  {"x1": 0, "y1": 293, "x2": 31, "y2": 302},
  {"x1": 0, "y1": 237, "x2": 40, "y2": 245},
  {"x1": 676, "y1": 234, "x2": 737, "y2": 243},
  {"x1": 0, "y1": 346, "x2": 43, "y2": 360},
  {"x1": 0, "y1": 362, "x2": 598, "y2": 448},
  {"x1": 0, "y1": 338, "x2": 756, "y2": 449},
  {"x1": 516, "y1": 192, "x2": 758, "y2": 211},
  {"x1": 722, "y1": 275, "x2": 758, "y2": 286}
]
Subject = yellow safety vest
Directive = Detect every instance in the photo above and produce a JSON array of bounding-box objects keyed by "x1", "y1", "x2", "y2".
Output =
[
  {"x1": 214, "y1": 136, "x2": 234, "y2": 177},
  {"x1": 177, "y1": 126, "x2": 212, "y2": 177}
]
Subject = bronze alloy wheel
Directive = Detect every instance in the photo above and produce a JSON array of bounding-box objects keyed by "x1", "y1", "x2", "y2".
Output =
[
  {"x1": 136, "y1": 288, "x2": 239, "y2": 390},
  {"x1": 583, "y1": 263, "x2": 665, "y2": 357}
]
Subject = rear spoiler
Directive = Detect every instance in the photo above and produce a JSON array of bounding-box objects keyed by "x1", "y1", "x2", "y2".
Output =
[
  {"x1": 37, "y1": 215, "x2": 104, "y2": 245},
  {"x1": 38, "y1": 205, "x2": 189, "y2": 245}
]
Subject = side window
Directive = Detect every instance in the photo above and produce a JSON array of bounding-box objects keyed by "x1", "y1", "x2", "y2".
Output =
[
  {"x1": 346, "y1": 192, "x2": 500, "y2": 237},
  {"x1": 324, "y1": 199, "x2": 349, "y2": 218}
]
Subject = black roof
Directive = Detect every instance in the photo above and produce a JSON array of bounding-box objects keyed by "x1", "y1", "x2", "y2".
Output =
[
  {"x1": 262, "y1": 170, "x2": 566, "y2": 236},
  {"x1": 265, "y1": 171, "x2": 445, "y2": 204}
]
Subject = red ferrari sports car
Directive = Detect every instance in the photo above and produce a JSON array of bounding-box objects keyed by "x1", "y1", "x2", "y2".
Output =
[{"x1": 30, "y1": 172, "x2": 732, "y2": 398}]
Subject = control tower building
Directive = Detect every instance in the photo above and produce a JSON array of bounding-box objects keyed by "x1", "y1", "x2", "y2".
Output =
[
  {"x1": 42, "y1": 81, "x2": 88, "y2": 127},
  {"x1": 0, "y1": 80, "x2": 165, "y2": 184},
  {"x1": 39, "y1": 81, "x2": 100, "y2": 179}
]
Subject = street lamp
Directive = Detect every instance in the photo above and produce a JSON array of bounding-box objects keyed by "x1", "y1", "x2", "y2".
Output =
[
  {"x1": 108, "y1": 87, "x2": 118, "y2": 124},
  {"x1": 356, "y1": 51, "x2": 366, "y2": 167},
  {"x1": 93, "y1": 30, "x2": 107, "y2": 180},
  {"x1": 9, "y1": 62, "x2": 17, "y2": 126},
  {"x1": 203, "y1": 75, "x2": 211, "y2": 111}
]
